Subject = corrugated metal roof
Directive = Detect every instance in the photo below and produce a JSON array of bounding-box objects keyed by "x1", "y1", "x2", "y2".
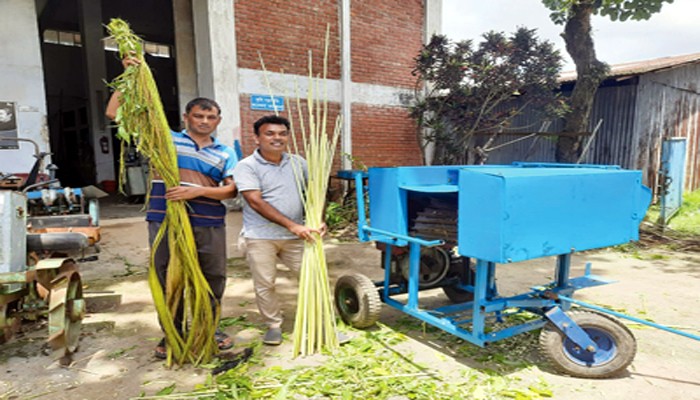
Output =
[{"x1": 559, "y1": 52, "x2": 700, "y2": 82}]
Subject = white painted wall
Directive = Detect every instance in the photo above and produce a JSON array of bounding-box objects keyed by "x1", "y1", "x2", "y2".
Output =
[
  {"x1": 340, "y1": 0, "x2": 353, "y2": 170},
  {"x1": 422, "y1": 0, "x2": 443, "y2": 165},
  {"x1": 192, "y1": 0, "x2": 240, "y2": 145},
  {"x1": 0, "y1": 0, "x2": 49, "y2": 174},
  {"x1": 237, "y1": 69, "x2": 413, "y2": 107}
]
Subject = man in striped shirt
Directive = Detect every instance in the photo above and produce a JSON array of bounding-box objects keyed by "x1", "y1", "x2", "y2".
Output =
[
  {"x1": 107, "y1": 83, "x2": 238, "y2": 358},
  {"x1": 146, "y1": 98, "x2": 238, "y2": 358}
]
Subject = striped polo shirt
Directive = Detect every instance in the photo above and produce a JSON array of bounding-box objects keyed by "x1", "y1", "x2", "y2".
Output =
[
  {"x1": 146, "y1": 130, "x2": 238, "y2": 227},
  {"x1": 233, "y1": 150, "x2": 307, "y2": 239}
]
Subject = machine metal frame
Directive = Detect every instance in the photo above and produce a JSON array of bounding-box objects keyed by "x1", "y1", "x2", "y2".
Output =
[{"x1": 335, "y1": 165, "x2": 700, "y2": 378}]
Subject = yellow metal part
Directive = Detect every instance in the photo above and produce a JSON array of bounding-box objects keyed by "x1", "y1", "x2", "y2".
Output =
[{"x1": 47, "y1": 264, "x2": 84, "y2": 365}]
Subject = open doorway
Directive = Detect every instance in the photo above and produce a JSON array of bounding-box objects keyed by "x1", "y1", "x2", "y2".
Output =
[{"x1": 37, "y1": 0, "x2": 180, "y2": 190}]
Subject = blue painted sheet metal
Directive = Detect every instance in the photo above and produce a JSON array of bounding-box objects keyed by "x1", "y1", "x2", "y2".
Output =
[
  {"x1": 367, "y1": 164, "x2": 651, "y2": 264},
  {"x1": 457, "y1": 166, "x2": 651, "y2": 263},
  {"x1": 368, "y1": 166, "x2": 461, "y2": 244},
  {"x1": 368, "y1": 167, "x2": 408, "y2": 245},
  {"x1": 26, "y1": 187, "x2": 82, "y2": 200},
  {"x1": 660, "y1": 138, "x2": 687, "y2": 223}
]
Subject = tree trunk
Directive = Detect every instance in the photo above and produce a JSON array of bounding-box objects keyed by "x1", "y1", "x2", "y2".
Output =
[{"x1": 556, "y1": 1, "x2": 608, "y2": 163}]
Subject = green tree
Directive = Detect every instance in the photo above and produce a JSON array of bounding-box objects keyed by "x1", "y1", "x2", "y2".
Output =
[
  {"x1": 412, "y1": 28, "x2": 565, "y2": 165},
  {"x1": 542, "y1": 0, "x2": 674, "y2": 163}
]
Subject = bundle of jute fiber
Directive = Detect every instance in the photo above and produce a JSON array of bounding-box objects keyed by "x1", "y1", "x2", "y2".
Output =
[
  {"x1": 106, "y1": 18, "x2": 218, "y2": 366},
  {"x1": 285, "y1": 26, "x2": 342, "y2": 357}
]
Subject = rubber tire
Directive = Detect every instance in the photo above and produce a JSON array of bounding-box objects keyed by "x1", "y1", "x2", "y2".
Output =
[
  {"x1": 442, "y1": 285, "x2": 474, "y2": 303},
  {"x1": 539, "y1": 310, "x2": 637, "y2": 379},
  {"x1": 334, "y1": 273, "x2": 381, "y2": 329}
]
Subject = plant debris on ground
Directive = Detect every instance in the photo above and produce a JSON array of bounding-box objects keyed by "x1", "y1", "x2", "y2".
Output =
[{"x1": 149, "y1": 324, "x2": 552, "y2": 399}]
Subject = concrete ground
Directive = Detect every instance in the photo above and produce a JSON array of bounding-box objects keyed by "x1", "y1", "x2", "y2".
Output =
[{"x1": 1, "y1": 195, "x2": 700, "y2": 399}]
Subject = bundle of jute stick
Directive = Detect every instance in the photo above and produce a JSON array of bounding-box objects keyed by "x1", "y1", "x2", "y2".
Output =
[
  {"x1": 286, "y1": 26, "x2": 343, "y2": 357},
  {"x1": 107, "y1": 18, "x2": 218, "y2": 366}
]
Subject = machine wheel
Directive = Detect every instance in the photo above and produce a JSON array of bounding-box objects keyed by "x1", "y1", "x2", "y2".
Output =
[
  {"x1": 47, "y1": 265, "x2": 84, "y2": 365},
  {"x1": 441, "y1": 257, "x2": 475, "y2": 304},
  {"x1": 0, "y1": 302, "x2": 22, "y2": 344},
  {"x1": 539, "y1": 310, "x2": 636, "y2": 378},
  {"x1": 442, "y1": 285, "x2": 474, "y2": 303},
  {"x1": 334, "y1": 273, "x2": 381, "y2": 328}
]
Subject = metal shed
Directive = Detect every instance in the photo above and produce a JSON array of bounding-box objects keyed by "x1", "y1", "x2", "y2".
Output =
[{"x1": 475, "y1": 53, "x2": 700, "y2": 196}]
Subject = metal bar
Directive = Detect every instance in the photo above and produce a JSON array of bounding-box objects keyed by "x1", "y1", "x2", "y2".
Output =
[
  {"x1": 487, "y1": 261, "x2": 498, "y2": 298},
  {"x1": 362, "y1": 226, "x2": 443, "y2": 247},
  {"x1": 383, "y1": 244, "x2": 393, "y2": 301},
  {"x1": 483, "y1": 318, "x2": 548, "y2": 343},
  {"x1": 435, "y1": 300, "x2": 475, "y2": 315},
  {"x1": 558, "y1": 295, "x2": 700, "y2": 342},
  {"x1": 354, "y1": 172, "x2": 369, "y2": 242},
  {"x1": 472, "y1": 259, "x2": 489, "y2": 339},
  {"x1": 512, "y1": 162, "x2": 620, "y2": 170},
  {"x1": 407, "y1": 242, "x2": 421, "y2": 309},
  {"x1": 482, "y1": 297, "x2": 557, "y2": 313},
  {"x1": 545, "y1": 307, "x2": 598, "y2": 352},
  {"x1": 383, "y1": 296, "x2": 486, "y2": 346},
  {"x1": 555, "y1": 254, "x2": 571, "y2": 289}
]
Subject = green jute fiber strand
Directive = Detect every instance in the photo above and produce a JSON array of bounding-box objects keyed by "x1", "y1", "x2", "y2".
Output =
[{"x1": 106, "y1": 18, "x2": 218, "y2": 366}]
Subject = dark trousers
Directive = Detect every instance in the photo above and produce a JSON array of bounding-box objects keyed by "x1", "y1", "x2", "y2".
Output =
[{"x1": 148, "y1": 221, "x2": 227, "y2": 333}]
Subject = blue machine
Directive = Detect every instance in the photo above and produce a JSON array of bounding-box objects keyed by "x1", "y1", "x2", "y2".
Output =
[{"x1": 334, "y1": 163, "x2": 700, "y2": 378}]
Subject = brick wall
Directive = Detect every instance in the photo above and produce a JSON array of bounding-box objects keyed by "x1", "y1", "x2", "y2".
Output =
[
  {"x1": 235, "y1": 0, "x2": 341, "y2": 79},
  {"x1": 351, "y1": 104, "x2": 422, "y2": 167},
  {"x1": 238, "y1": 100, "x2": 421, "y2": 168},
  {"x1": 351, "y1": 0, "x2": 424, "y2": 88},
  {"x1": 238, "y1": 95, "x2": 343, "y2": 159},
  {"x1": 235, "y1": 1, "x2": 425, "y2": 168}
]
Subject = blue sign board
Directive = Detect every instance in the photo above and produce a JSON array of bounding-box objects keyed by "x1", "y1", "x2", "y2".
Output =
[{"x1": 250, "y1": 94, "x2": 284, "y2": 112}]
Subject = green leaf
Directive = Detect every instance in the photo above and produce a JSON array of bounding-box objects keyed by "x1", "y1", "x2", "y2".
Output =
[{"x1": 155, "y1": 384, "x2": 176, "y2": 396}]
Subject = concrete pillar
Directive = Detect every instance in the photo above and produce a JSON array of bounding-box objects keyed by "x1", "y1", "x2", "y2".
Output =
[
  {"x1": 425, "y1": 0, "x2": 442, "y2": 41},
  {"x1": 191, "y1": 0, "x2": 240, "y2": 145},
  {"x1": 422, "y1": 0, "x2": 442, "y2": 165},
  {"x1": 0, "y1": 0, "x2": 49, "y2": 174},
  {"x1": 78, "y1": 0, "x2": 113, "y2": 183},
  {"x1": 340, "y1": 0, "x2": 352, "y2": 170},
  {"x1": 173, "y1": 0, "x2": 198, "y2": 116}
]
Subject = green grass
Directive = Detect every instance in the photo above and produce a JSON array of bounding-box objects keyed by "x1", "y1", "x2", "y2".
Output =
[{"x1": 665, "y1": 189, "x2": 700, "y2": 235}]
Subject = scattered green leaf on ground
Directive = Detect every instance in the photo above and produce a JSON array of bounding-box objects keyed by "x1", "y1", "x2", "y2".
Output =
[
  {"x1": 219, "y1": 314, "x2": 262, "y2": 331},
  {"x1": 159, "y1": 324, "x2": 552, "y2": 399},
  {"x1": 107, "y1": 345, "x2": 137, "y2": 359}
]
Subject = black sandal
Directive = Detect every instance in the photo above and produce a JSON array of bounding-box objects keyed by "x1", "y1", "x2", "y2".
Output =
[
  {"x1": 154, "y1": 338, "x2": 167, "y2": 359},
  {"x1": 215, "y1": 331, "x2": 233, "y2": 350}
]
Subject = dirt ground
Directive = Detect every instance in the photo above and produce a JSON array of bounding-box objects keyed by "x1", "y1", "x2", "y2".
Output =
[{"x1": 2, "y1": 200, "x2": 700, "y2": 400}]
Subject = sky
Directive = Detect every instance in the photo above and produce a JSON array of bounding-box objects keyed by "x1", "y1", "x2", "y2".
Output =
[{"x1": 442, "y1": 0, "x2": 700, "y2": 72}]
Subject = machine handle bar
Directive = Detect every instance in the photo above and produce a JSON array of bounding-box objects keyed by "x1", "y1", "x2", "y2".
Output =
[
  {"x1": 558, "y1": 295, "x2": 700, "y2": 342},
  {"x1": 361, "y1": 225, "x2": 443, "y2": 248}
]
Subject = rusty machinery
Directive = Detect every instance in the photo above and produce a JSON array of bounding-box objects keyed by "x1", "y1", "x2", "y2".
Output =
[{"x1": 0, "y1": 138, "x2": 100, "y2": 364}]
